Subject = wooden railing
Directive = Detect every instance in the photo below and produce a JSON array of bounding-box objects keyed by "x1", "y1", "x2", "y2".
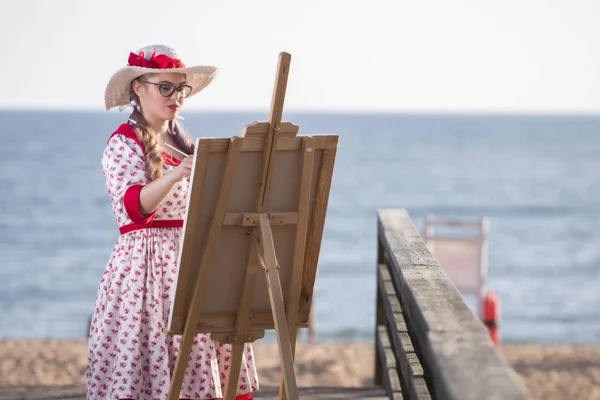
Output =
[{"x1": 374, "y1": 209, "x2": 529, "y2": 400}]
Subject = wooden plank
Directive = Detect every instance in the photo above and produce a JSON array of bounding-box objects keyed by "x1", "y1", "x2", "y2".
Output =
[
  {"x1": 168, "y1": 138, "x2": 243, "y2": 400},
  {"x1": 375, "y1": 236, "x2": 386, "y2": 386},
  {"x1": 197, "y1": 135, "x2": 337, "y2": 153},
  {"x1": 302, "y1": 146, "x2": 337, "y2": 314},
  {"x1": 279, "y1": 136, "x2": 315, "y2": 399},
  {"x1": 165, "y1": 311, "x2": 309, "y2": 335},
  {"x1": 376, "y1": 325, "x2": 405, "y2": 400},
  {"x1": 223, "y1": 212, "x2": 299, "y2": 226},
  {"x1": 378, "y1": 264, "x2": 430, "y2": 399},
  {"x1": 377, "y1": 209, "x2": 530, "y2": 400},
  {"x1": 258, "y1": 214, "x2": 299, "y2": 400},
  {"x1": 168, "y1": 139, "x2": 211, "y2": 333},
  {"x1": 275, "y1": 136, "x2": 337, "y2": 150},
  {"x1": 285, "y1": 136, "x2": 315, "y2": 331}
]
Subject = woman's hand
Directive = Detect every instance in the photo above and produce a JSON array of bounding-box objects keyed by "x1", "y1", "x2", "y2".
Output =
[
  {"x1": 171, "y1": 155, "x2": 194, "y2": 182},
  {"x1": 139, "y1": 154, "x2": 194, "y2": 215}
]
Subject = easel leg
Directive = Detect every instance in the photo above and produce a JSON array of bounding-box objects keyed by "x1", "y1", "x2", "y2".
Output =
[
  {"x1": 168, "y1": 329, "x2": 195, "y2": 400},
  {"x1": 258, "y1": 214, "x2": 299, "y2": 400},
  {"x1": 265, "y1": 263, "x2": 299, "y2": 400},
  {"x1": 279, "y1": 311, "x2": 301, "y2": 400},
  {"x1": 223, "y1": 342, "x2": 245, "y2": 400},
  {"x1": 279, "y1": 321, "x2": 299, "y2": 400}
]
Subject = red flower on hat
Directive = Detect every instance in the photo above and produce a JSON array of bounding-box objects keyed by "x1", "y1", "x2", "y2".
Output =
[{"x1": 127, "y1": 50, "x2": 186, "y2": 69}]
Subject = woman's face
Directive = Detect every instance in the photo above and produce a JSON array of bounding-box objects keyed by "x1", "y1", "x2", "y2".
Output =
[{"x1": 133, "y1": 72, "x2": 189, "y2": 122}]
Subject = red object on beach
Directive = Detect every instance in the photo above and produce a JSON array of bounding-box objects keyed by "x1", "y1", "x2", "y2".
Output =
[{"x1": 482, "y1": 289, "x2": 500, "y2": 347}]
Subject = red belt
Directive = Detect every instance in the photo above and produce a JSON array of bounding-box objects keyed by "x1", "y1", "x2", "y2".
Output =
[{"x1": 119, "y1": 219, "x2": 184, "y2": 235}]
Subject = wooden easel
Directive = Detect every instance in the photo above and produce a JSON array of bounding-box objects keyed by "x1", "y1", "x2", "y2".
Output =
[{"x1": 165, "y1": 52, "x2": 338, "y2": 400}]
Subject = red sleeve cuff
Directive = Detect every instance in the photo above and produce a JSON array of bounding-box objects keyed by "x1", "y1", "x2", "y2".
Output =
[{"x1": 123, "y1": 184, "x2": 157, "y2": 224}]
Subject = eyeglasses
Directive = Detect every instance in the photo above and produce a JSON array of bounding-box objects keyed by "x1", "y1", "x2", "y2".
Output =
[{"x1": 140, "y1": 80, "x2": 193, "y2": 98}]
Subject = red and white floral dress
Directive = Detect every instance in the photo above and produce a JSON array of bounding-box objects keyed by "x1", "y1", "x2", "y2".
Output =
[{"x1": 87, "y1": 123, "x2": 259, "y2": 400}]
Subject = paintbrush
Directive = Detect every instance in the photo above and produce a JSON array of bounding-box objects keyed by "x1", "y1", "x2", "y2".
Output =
[{"x1": 164, "y1": 142, "x2": 190, "y2": 158}]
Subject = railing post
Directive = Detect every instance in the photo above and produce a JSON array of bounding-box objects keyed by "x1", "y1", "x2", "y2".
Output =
[{"x1": 374, "y1": 229, "x2": 385, "y2": 386}]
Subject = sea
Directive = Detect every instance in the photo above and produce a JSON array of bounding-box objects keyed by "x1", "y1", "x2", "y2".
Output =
[{"x1": 0, "y1": 110, "x2": 599, "y2": 344}]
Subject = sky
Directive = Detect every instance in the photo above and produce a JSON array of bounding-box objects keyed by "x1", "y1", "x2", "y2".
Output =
[{"x1": 1, "y1": 0, "x2": 600, "y2": 113}]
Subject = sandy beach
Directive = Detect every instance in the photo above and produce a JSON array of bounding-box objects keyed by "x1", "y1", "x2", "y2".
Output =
[{"x1": 0, "y1": 340, "x2": 599, "y2": 399}]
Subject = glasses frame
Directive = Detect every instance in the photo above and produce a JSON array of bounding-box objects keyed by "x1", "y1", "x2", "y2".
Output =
[{"x1": 139, "y1": 80, "x2": 193, "y2": 98}]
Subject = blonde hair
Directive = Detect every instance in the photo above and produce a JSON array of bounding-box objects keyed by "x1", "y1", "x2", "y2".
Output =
[{"x1": 128, "y1": 75, "x2": 196, "y2": 180}]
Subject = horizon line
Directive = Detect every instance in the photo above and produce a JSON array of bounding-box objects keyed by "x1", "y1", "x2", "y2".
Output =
[{"x1": 1, "y1": 107, "x2": 600, "y2": 117}]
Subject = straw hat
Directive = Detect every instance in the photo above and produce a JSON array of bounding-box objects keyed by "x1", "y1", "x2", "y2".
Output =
[{"x1": 104, "y1": 44, "x2": 218, "y2": 110}]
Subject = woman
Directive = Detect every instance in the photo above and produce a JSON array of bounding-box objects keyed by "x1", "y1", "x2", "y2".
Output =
[{"x1": 87, "y1": 45, "x2": 258, "y2": 400}]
